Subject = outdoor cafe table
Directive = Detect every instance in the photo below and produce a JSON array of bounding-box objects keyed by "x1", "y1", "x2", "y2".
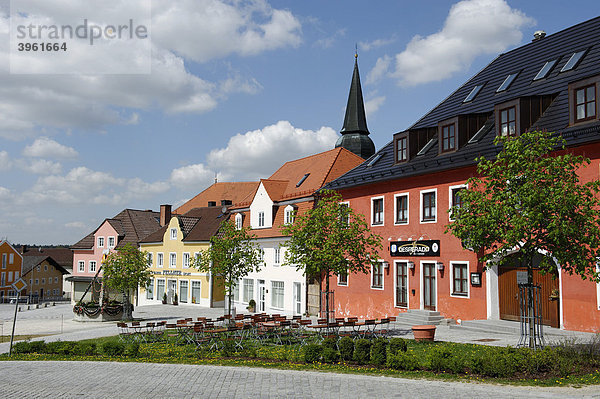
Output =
[{"x1": 308, "y1": 322, "x2": 341, "y2": 339}]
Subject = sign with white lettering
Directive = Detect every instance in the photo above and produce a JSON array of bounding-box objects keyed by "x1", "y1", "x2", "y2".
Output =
[{"x1": 390, "y1": 240, "x2": 440, "y2": 257}]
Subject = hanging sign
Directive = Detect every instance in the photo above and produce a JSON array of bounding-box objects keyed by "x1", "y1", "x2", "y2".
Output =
[{"x1": 390, "y1": 240, "x2": 440, "y2": 257}]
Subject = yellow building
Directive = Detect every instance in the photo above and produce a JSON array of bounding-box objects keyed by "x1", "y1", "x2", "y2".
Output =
[{"x1": 138, "y1": 205, "x2": 225, "y2": 307}]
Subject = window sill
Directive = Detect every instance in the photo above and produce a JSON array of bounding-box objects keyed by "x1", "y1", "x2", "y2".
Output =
[
  {"x1": 394, "y1": 221, "x2": 408, "y2": 226},
  {"x1": 420, "y1": 219, "x2": 437, "y2": 224},
  {"x1": 370, "y1": 285, "x2": 384, "y2": 290},
  {"x1": 450, "y1": 293, "x2": 469, "y2": 298}
]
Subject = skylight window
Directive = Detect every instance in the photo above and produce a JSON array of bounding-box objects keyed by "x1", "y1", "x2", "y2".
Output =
[
  {"x1": 296, "y1": 173, "x2": 310, "y2": 187},
  {"x1": 366, "y1": 153, "x2": 384, "y2": 167},
  {"x1": 533, "y1": 59, "x2": 557, "y2": 81},
  {"x1": 463, "y1": 84, "x2": 484, "y2": 103},
  {"x1": 468, "y1": 120, "x2": 494, "y2": 144},
  {"x1": 560, "y1": 50, "x2": 586, "y2": 72},
  {"x1": 417, "y1": 138, "x2": 437, "y2": 156},
  {"x1": 496, "y1": 73, "x2": 518, "y2": 92}
]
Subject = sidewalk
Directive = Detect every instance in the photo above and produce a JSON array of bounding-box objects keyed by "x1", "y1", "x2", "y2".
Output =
[{"x1": 0, "y1": 303, "x2": 597, "y2": 353}]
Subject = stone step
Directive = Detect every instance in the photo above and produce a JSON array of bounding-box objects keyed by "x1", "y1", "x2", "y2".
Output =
[
  {"x1": 396, "y1": 309, "x2": 446, "y2": 325},
  {"x1": 450, "y1": 320, "x2": 523, "y2": 335}
]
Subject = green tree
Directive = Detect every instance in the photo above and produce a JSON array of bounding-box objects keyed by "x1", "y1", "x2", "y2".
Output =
[
  {"x1": 193, "y1": 219, "x2": 261, "y2": 318},
  {"x1": 446, "y1": 130, "x2": 600, "y2": 345},
  {"x1": 282, "y1": 189, "x2": 382, "y2": 320},
  {"x1": 102, "y1": 243, "x2": 152, "y2": 321}
]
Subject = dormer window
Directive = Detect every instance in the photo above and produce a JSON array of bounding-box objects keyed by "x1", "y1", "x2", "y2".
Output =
[
  {"x1": 235, "y1": 213, "x2": 243, "y2": 230},
  {"x1": 97, "y1": 237, "x2": 104, "y2": 248},
  {"x1": 396, "y1": 136, "x2": 407, "y2": 162},
  {"x1": 258, "y1": 211, "x2": 265, "y2": 227},
  {"x1": 569, "y1": 76, "x2": 599, "y2": 125},
  {"x1": 441, "y1": 123, "x2": 456, "y2": 152},
  {"x1": 284, "y1": 205, "x2": 296, "y2": 225},
  {"x1": 499, "y1": 106, "x2": 516, "y2": 136}
]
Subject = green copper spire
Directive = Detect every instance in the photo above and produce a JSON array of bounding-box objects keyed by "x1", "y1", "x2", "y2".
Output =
[{"x1": 336, "y1": 53, "x2": 375, "y2": 159}]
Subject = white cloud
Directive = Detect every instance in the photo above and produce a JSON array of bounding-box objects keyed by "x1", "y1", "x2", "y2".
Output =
[
  {"x1": 152, "y1": 0, "x2": 302, "y2": 63},
  {"x1": 170, "y1": 163, "x2": 220, "y2": 190},
  {"x1": 366, "y1": 55, "x2": 392, "y2": 85},
  {"x1": 207, "y1": 120, "x2": 338, "y2": 180},
  {"x1": 18, "y1": 159, "x2": 62, "y2": 175},
  {"x1": 0, "y1": 151, "x2": 11, "y2": 171},
  {"x1": 388, "y1": 0, "x2": 534, "y2": 86},
  {"x1": 314, "y1": 28, "x2": 346, "y2": 49},
  {"x1": 65, "y1": 221, "x2": 86, "y2": 229},
  {"x1": 0, "y1": 0, "x2": 303, "y2": 138},
  {"x1": 21, "y1": 167, "x2": 170, "y2": 205},
  {"x1": 23, "y1": 137, "x2": 78, "y2": 159},
  {"x1": 0, "y1": 186, "x2": 11, "y2": 200},
  {"x1": 358, "y1": 37, "x2": 396, "y2": 52},
  {"x1": 365, "y1": 95, "x2": 386, "y2": 116}
]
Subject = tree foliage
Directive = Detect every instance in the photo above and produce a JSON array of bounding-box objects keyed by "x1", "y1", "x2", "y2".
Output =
[
  {"x1": 446, "y1": 130, "x2": 600, "y2": 281},
  {"x1": 102, "y1": 243, "x2": 152, "y2": 320},
  {"x1": 193, "y1": 219, "x2": 261, "y2": 315},
  {"x1": 282, "y1": 189, "x2": 382, "y2": 283}
]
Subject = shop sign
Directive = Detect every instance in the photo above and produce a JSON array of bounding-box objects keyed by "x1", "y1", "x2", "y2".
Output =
[
  {"x1": 390, "y1": 240, "x2": 440, "y2": 257},
  {"x1": 152, "y1": 270, "x2": 192, "y2": 276}
]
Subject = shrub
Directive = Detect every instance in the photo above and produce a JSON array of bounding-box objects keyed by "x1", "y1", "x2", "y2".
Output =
[
  {"x1": 338, "y1": 337, "x2": 354, "y2": 361},
  {"x1": 386, "y1": 351, "x2": 420, "y2": 371},
  {"x1": 73, "y1": 342, "x2": 97, "y2": 356},
  {"x1": 353, "y1": 339, "x2": 371, "y2": 365},
  {"x1": 428, "y1": 346, "x2": 454, "y2": 372},
  {"x1": 470, "y1": 347, "x2": 521, "y2": 377},
  {"x1": 322, "y1": 347, "x2": 340, "y2": 363},
  {"x1": 102, "y1": 341, "x2": 125, "y2": 356},
  {"x1": 370, "y1": 338, "x2": 388, "y2": 366},
  {"x1": 304, "y1": 344, "x2": 322, "y2": 363},
  {"x1": 125, "y1": 342, "x2": 140, "y2": 357},
  {"x1": 45, "y1": 341, "x2": 77, "y2": 355},
  {"x1": 322, "y1": 337, "x2": 337, "y2": 351},
  {"x1": 388, "y1": 338, "x2": 407, "y2": 354},
  {"x1": 12, "y1": 341, "x2": 45, "y2": 354}
]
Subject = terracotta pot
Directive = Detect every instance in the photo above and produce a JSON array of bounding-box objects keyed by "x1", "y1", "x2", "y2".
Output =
[{"x1": 412, "y1": 324, "x2": 436, "y2": 342}]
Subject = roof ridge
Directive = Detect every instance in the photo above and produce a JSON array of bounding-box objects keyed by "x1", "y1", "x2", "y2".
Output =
[{"x1": 319, "y1": 147, "x2": 342, "y2": 188}]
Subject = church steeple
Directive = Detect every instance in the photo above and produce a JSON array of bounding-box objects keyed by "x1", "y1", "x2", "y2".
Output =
[{"x1": 335, "y1": 52, "x2": 376, "y2": 159}]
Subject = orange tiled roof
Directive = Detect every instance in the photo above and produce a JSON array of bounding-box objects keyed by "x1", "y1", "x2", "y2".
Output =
[{"x1": 175, "y1": 181, "x2": 259, "y2": 215}]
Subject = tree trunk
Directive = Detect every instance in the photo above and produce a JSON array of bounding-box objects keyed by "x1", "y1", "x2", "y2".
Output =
[
  {"x1": 325, "y1": 269, "x2": 330, "y2": 323},
  {"x1": 122, "y1": 289, "x2": 132, "y2": 321},
  {"x1": 527, "y1": 262, "x2": 535, "y2": 348}
]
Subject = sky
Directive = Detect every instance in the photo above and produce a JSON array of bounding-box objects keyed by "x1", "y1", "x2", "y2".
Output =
[{"x1": 0, "y1": 0, "x2": 598, "y2": 245}]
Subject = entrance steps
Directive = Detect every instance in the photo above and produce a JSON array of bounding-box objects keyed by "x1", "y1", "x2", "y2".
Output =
[
  {"x1": 449, "y1": 319, "x2": 521, "y2": 335},
  {"x1": 394, "y1": 309, "x2": 449, "y2": 327}
]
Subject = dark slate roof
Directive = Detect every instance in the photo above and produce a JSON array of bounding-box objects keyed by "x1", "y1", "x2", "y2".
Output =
[
  {"x1": 326, "y1": 16, "x2": 600, "y2": 190},
  {"x1": 139, "y1": 207, "x2": 226, "y2": 243},
  {"x1": 20, "y1": 247, "x2": 73, "y2": 269},
  {"x1": 71, "y1": 209, "x2": 161, "y2": 249}
]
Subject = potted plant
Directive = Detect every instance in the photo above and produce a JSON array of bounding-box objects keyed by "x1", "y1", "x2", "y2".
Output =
[
  {"x1": 162, "y1": 293, "x2": 167, "y2": 304},
  {"x1": 549, "y1": 288, "x2": 560, "y2": 301},
  {"x1": 247, "y1": 299, "x2": 256, "y2": 313},
  {"x1": 412, "y1": 325, "x2": 436, "y2": 342},
  {"x1": 173, "y1": 293, "x2": 178, "y2": 306}
]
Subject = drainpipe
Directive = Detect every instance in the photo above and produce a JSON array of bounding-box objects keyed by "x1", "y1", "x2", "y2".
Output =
[{"x1": 208, "y1": 261, "x2": 213, "y2": 308}]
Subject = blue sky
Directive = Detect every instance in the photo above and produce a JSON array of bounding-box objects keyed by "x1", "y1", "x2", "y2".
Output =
[{"x1": 0, "y1": 0, "x2": 598, "y2": 245}]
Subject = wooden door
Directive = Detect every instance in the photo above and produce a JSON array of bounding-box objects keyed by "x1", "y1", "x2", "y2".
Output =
[
  {"x1": 423, "y1": 262, "x2": 436, "y2": 310},
  {"x1": 395, "y1": 262, "x2": 408, "y2": 307},
  {"x1": 498, "y1": 267, "x2": 559, "y2": 327}
]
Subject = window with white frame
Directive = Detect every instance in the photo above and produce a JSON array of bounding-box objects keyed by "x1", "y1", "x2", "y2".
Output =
[
  {"x1": 157, "y1": 253, "x2": 164, "y2": 268},
  {"x1": 451, "y1": 262, "x2": 469, "y2": 297},
  {"x1": 7, "y1": 271, "x2": 12, "y2": 282},
  {"x1": 78, "y1": 261, "x2": 85, "y2": 272},
  {"x1": 89, "y1": 260, "x2": 96, "y2": 273},
  {"x1": 258, "y1": 249, "x2": 264, "y2": 263},
  {"x1": 183, "y1": 253, "x2": 190, "y2": 268},
  {"x1": 1, "y1": 272, "x2": 5, "y2": 286},
  {"x1": 1, "y1": 254, "x2": 5, "y2": 269},
  {"x1": 449, "y1": 185, "x2": 466, "y2": 221},
  {"x1": 339, "y1": 202, "x2": 350, "y2": 225},
  {"x1": 394, "y1": 193, "x2": 409, "y2": 224},
  {"x1": 156, "y1": 279, "x2": 165, "y2": 300},
  {"x1": 146, "y1": 279, "x2": 154, "y2": 299},
  {"x1": 233, "y1": 281, "x2": 240, "y2": 302},
  {"x1": 274, "y1": 248, "x2": 281, "y2": 265},
  {"x1": 258, "y1": 211, "x2": 265, "y2": 227},
  {"x1": 338, "y1": 269, "x2": 348, "y2": 286},
  {"x1": 191, "y1": 281, "x2": 201, "y2": 304},
  {"x1": 371, "y1": 197, "x2": 384, "y2": 225},
  {"x1": 97, "y1": 237, "x2": 104, "y2": 248},
  {"x1": 170, "y1": 228, "x2": 177, "y2": 240},
  {"x1": 235, "y1": 213, "x2": 243, "y2": 230},
  {"x1": 243, "y1": 278, "x2": 254, "y2": 303},
  {"x1": 8, "y1": 253, "x2": 13, "y2": 264},
  {"x1": 420, "y1": 189, "x2": 437, "y2": 223},
  {"x1": 147, "y1": 253, "x2": 153, "y2": 267},
  {"x1": 371, "y1": 262, "x2": 383, "y2": 289},
  {"x1": 179, "y1": 280, "x2": 188, "y2": 303},
  {"x1": 169, "y1": 253, "x2": 177, "y2": 268},
  {"x1": 284, "y1": 205, "x2": 295, "y2": 225},
  {"x1": 271, "y1": 281, "x2": 284, "y2": 309},
  {"x1": 108, "y1": 236, "x2": 115, "y2": 248}
]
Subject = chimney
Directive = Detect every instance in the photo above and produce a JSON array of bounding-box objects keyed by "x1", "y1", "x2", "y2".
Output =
[
  {"x1": 160, "y1": 204, "x2": 172, "y2": 226},
  {"x1": 21, "y1": 245, "x2": 27, "y2": 254},
  {"x1": 532, "y1": 30, "x2": 546, "y2": 41}
]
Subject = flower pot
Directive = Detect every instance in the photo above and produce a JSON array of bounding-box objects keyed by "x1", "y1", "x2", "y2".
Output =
[
  {"x1": 412, "y1": 324, "x2": 436, "y2": 342},
  {"x1": 247, "y1": 306, "x2": 255, "y2": 313}
]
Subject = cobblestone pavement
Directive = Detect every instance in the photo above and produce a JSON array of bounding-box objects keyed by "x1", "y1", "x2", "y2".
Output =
[{"x1": 0, "y1": 361, "x2": 599, "y2": 399}]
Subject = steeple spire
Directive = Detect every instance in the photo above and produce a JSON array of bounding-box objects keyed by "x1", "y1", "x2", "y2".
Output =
[{"x1": 335, "y1": 52, "x2": 376, "y2": 159}]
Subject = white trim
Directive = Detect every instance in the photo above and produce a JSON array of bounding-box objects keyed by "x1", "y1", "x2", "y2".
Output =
[
  {"x1": 486, "y1": 263, "x2": 499, "y2": 320},
  {"x1": 157, "y1": 252, "x2": 164, "y2": 268},
  {"x1": 78, "y1": 260, "x2": 85, "y2": 273},
  {"x1": 107, "y1": 236, "x2": 116, "y2": 248},
  {"x1": 419, "y1": 261, "x2": 437, "y2": 310},
  {"x1": 448, "y1": 184, "x2": 467, "y2": 222},
  {"x1": 370, "y1": 260, "x2": 384, "y2": 290},
  {"x1": 284, "y1": 205, "x2": 296, "y2": 225},
  {"x1": 393, "y1": 260, "x2": 409, "y2": 308},
  {"x1": 337, "y1": 268, "x2": 349, "y2": 286},
  {"x1": 190, "y1": 279, "x2": 203, "y2": 305},
  {"x1": 370, "y1": 196, "x2": 385, "y2": 226},
  {"x1": 179, "y1": 279, "x2": 189, "y2": 303},
  {"x1": 170, "y1": 228, "x2": 177, "y2": 240},
  {"x1": 449, "y1": 261, "x2": 470, "y2": 299},
  {"x1": 182, "y1": 252, "x2": 190, "y2": 268},
  {"x1": 558, "y1": 260, "x2": 564, "y2": 329},
  {"x1": 393, "y1": 192, "x2": 409, "y2": 225},
  {"x1": 89, "y1": 260, "x2": 97, "y2": 273},
  {"x1": 420, "y1": 188, "x2": 437, "y2": 224},
  {"x1": 270, "y1": 280, "x2": 285, "y2": 310},
  {"x1": 169, "y1": 253, "x2": 177, "y2": 268},
  {"x1": 97, "y1": 236, "x2": 105, "y2": 248},
  {"x1": 235, "y1": 213, "x2": 243, "y2": 230}
]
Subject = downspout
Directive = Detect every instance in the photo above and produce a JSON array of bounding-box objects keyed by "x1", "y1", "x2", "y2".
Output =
[{"x1": 208, "y1": 260, "x2": 213, "y2": 308}]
